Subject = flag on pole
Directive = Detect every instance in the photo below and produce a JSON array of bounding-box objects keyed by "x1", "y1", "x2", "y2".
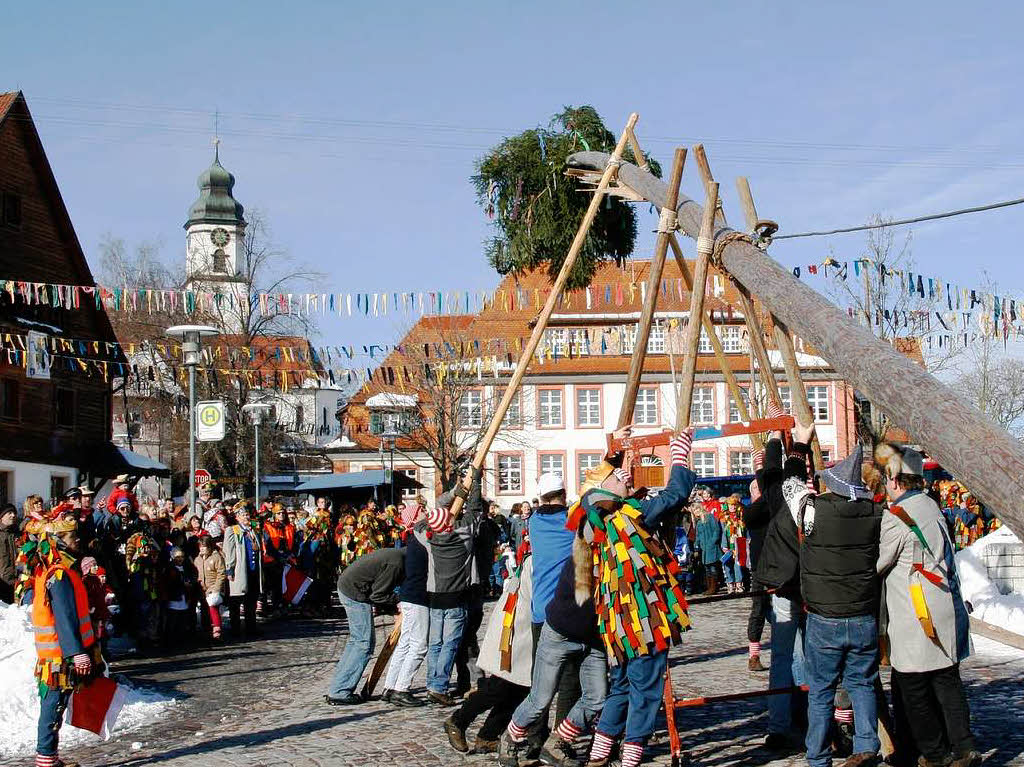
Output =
[{"x1": 282, "y1": 565, "x2": 312, "y2": 605}]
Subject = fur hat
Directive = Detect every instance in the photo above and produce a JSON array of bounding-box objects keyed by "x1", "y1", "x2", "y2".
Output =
[{"x1": 874, "y1": 443, "x2": 924, "y2": 480}]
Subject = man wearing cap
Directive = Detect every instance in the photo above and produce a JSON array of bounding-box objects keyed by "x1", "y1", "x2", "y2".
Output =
[
  {"x1": 31, "y1": 516, "x2": 103, "y2": 767},
  {"x1": 416, "y1": 479, "x2": 481, "y2": 706},
  {"x1": 782, "y1": 423, "x2": 884, "y2": 767},
  {"x1": 874, "y1": 444, "x2": 978, "y2": 767},
  {"x1": 0, "y1": 503, "x2": 17, "y2": 603}
]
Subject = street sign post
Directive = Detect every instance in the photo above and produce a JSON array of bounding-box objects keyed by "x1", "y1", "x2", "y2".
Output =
[{"x1": 196, "y1": 400, "x2": 226, "y2": 442}]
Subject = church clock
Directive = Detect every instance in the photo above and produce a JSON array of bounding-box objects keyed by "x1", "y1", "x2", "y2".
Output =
[{"x1": 210, "y1": 227, "x2": 230, "y2": 247}]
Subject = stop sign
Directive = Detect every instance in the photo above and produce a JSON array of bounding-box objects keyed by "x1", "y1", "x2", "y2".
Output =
[{"x1": 194, "y1": 469, "x2": 211, "y2": 488}]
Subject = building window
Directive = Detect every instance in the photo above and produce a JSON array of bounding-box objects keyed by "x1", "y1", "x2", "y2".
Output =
[
  {"x1": 2, "y1": 192, "x2": 22, "y2": 228},
  {"x1": 295, "y1": 405, "x2": 304, "y2": 431},
  {"x1": 633, "y1": 387, "x2": 659, "y2": 426},
  {"x1": 539, "y1": 452, "x2": 564, "y2": 480},
  {"x1": 577, "y1": 452, "x2": 603, "y2": 490},
  {"x1": 0, "y1": 471, "x2": 9, "y2": 505},
  {"x1": 0, "y1": 378, "x2": 19, "y2": 420},
  {"x1": 213, "y1": 249, "x2": 228, "y2": 272},
  {"x1": 50, "y1": 475, "x2": 67, "y2": 502},
  {"x1": 400, "y1": 468, "x2": 418, "y2": 499},
  {"x1": 691, "y1": 451, "x2": 717, "y2": 478},
  {"x1": 690, "y1": 386, "x2": 714, "y2": 425},
  {"x1": 500, "y1": 388, "x2": 522, "y2": 428},
  {"x1": 719, "y1": 325, "x2": 745, "y2": 354},
  {"x1": 807, "y1": 385, "x2": 830, "y2": 422},
  {"x1": 370, "y1": 409, "x2": 412, "y2": 435},
  {"x1": 459, "y1": 390, "x2": 483, "y2": 427},
  {"x1": 576, "y1": 387, "x2": 602, "y2": 427},
  {"x1": 55, "y1": 388, "x2": 75, "y2": 428},
  {"x1": 698, "y1": 328, "x2": 714, "y2": 354},
  {"x1": 728, "y1": 387, "x2": 749, "y2": 423},
  {"x1": 820, "y1": 448, "x2": 832, "y2": 464},
  {"x1": 569, "y1": 328, "x2": 590, "y2": 356},
  {"x1": 497, "y1": 454, "x2": 523, "y2": 494},
  {"x1": 647, "y1": 324, "x2": 666, "y2": 354},
  {"x1": 538, "y1": 388, "x2": 564, "y2": 428},
  {"x1": 777, "y1": 385, "x2": 792, "y2": 414},
  {"x1": 545, "y1": 329, "x2": 569, "y2": 357},
  {"x1": 729, "y1": 450, "x2": 753, "y2": 476}
]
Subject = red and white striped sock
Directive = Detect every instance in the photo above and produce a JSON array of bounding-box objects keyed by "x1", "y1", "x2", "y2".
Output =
[
  {"x1": 622, "y1": 741, "x2": 645, "y2": 767},
  {"x1": 506, "y1": 720, "x2": 529, "y2": 743},
  {"x1": 834, "y1": 707, "x2": 854, "y2": 724},
  {"x1": 748, "y1": 641, "x2": 760, "y2": 658},
  {"x1": 36, "y1": 754, "x2": 57, "y2": 767},
  {"x1": 753, "y1": 449, "x2": 765, "y2": 470},
  {"x1": 554, "y1": 717, "x2": 582, "y2": 743},
  {"x1": 589, "y1": 731, "x2": 615, "y2": 762},
  {"x1": 670, "y1": 432, "x2": 693, "y2": 467}
]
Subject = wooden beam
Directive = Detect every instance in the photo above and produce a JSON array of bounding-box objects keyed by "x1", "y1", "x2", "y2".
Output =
[
  {"x1": 448, "y1": 113, "x2": 639, "y2": 518},
  {"x1": 564, "y1": 150, "x2": 1024, "y2": 533},
  {"x1": 675, "y1": 182, "x2": 718, "y2": 430},
  {"x1": 618, "y1": 147, "x2": 687, "y2": 428},
  {"x1": 737, "y1": 177, "x2": 824, "y2": 472},
  {"x1": 668, "y1": 234, "x2": 763, "y2": 451}
]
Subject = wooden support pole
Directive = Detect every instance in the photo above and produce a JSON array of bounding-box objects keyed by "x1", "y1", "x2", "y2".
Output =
[
  {"x1": 675, "y1": 182, "x2": 719, "y2": 430},
  {"x1": 737, "y1": 177, "x2": 824, "y2": 471},
  {"x1": 565, "y1": 150, "x2": 1024, "y2": 533},
  {"x1": 668, "y1": 234, "x2": 762, "y2": 451},
  {"x1": 448, "y1": 114, "x2": 640, "y2": 518},
  {"x1": 627, "y1": 128, "x2": 651, "y2": 173},
  {"x1": 693, "y1": 143, "x2": 726, "y2": 226},
  {"x1": 617, "y1": 147, "x2": 687, "y2": 428}
]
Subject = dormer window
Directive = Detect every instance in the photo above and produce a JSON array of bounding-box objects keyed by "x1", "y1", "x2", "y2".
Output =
[{"x1": 366, "y1": 392, "x2": 418, "y2": 436}]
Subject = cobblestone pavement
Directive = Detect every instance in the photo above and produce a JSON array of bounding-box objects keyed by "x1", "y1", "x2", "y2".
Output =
[{"x1": 6, "y1": 599, "x2": 1023, "y2": 767}]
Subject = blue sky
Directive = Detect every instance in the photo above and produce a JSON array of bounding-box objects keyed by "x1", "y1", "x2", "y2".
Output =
[{"x1": 3, "y1": 1, "x2": 1022, "y2": 355}]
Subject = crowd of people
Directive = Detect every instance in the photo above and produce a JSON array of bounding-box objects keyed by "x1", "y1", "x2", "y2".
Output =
[{"x1": 1, "y1": 415, "x2": 991, "y2": 767}]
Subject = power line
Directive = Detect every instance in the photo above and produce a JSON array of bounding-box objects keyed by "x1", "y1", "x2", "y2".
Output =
[{"x1": 773, "y1": 196, "x2": 1024, "y2": 240}]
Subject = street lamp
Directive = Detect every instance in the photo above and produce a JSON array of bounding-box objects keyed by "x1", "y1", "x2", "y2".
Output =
[
  {"x1": 242, "y1": 402, "x2": 273, "y2": 508},
  {"x1": 166, "y1": 325, "x2": 220, "y2": 506},
  {"x1": 381, "y1": 431, "x2": 398, "y2": 507}
]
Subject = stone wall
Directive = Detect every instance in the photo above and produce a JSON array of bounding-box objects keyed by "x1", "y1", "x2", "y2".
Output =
[{"x1": 981, "y1": 540, "x2": 1024, "y2": 595}]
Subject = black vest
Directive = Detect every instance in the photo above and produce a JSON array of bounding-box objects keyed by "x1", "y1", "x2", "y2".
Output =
[{"x1": 799, "y1": 493, "x2": 882, "y2": 618}]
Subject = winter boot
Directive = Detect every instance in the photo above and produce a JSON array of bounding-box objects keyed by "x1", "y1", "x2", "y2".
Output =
[
  {"x1": 498, "y1": 733, "x2": 530, "y2": 767},
  {"x1": 443, "y1": 716, "x2": 469, "y2": 753}
]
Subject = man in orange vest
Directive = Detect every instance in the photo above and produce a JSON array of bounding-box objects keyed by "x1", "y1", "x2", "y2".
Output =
[
  {"x1": 32, "y1": 515, "x2": 102, "y2": 767},
  {"x1": 263, "y1": 503, "x2": 298, "y2": 612}
]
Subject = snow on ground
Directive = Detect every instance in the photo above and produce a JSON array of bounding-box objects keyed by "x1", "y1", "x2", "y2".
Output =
[
  {"x1": 0, "y1": 602, "x2": 174, "y2": 758},
  {"x1": 956, "y1": 527, "x2": 1024, "y2": 637}
]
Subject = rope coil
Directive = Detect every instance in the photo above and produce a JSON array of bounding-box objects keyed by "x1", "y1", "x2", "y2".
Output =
[
  {"x1": 657, "y1": 207, "x2": 679, "y2": 234},
  {"x1": 709, "y1": 231, "x2": 753, "y2": 268}
]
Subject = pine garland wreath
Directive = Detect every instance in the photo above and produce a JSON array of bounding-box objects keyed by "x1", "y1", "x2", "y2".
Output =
[{"x1": 472, "y1": 106, "x2": 661, "y2": 290}]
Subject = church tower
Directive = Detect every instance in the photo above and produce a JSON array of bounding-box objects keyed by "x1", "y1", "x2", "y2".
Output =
[{"x1": 184, "y1": 144, "x2": 249, "y2": 333}]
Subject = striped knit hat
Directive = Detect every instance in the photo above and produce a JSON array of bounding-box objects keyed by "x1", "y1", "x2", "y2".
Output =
[{"x1": 426, "y1": 507, "x2": 453, "y2": 535}]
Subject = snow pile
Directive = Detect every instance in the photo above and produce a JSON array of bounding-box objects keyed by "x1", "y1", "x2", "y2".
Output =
[
  {"x1": 956, "y1": 527, "x2": 1024, "y2": 637},
  {"x1": 0, "y1": 602, "x2": 174, "y2": 757}
]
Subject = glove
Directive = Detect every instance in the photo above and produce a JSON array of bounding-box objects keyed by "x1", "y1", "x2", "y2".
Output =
[
  {"x1": 73, "y1": 653, "x2": 92, "y2": 676},
  {"x1": 670, "y1": 430, "x2": 694, "y2": 467},
  {"x1": 767, "y1": 400, "x2": 786, "y2": 420},
  {"x1": 752, "y1": 449, "x2": 765, "y2": 470}
]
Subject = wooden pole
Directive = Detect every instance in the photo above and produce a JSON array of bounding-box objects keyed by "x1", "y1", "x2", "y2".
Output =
[
  {"x1": 675, "y1": 182, "x2": 719, "y2": 430},
  {"x1": 627, "y1": 128, "x2": 651, "y2": 173},
  {"x1": 565, "y1": 150, "x2": 1024, "y2": 532},
  {"x1": 617, "y1": 147, "x2": 687, "y2": 428},
  {"x1": 448, "y1": 113, "x2": 639, "y2": 518},
  {"x1": 693, "y1": 144, "x2": 726, "y2": 226},
  {"x1": 737, "y1": 177, "x2": 824, "y2": 471},
  {"x1": 668, "y1": 234, "x2": 762, "y2": 451}
]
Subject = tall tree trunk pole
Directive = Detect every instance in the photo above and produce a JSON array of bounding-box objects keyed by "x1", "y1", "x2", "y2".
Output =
[
  {"x1": 566, "y1": 151, "x2": 1024, "y2": 532},
  {"x1": 447, "y1": 114, "x2": 639, "y2": 518},
  {"x1": 667, "y1": 235, "x2": 762, "y2": 451},
  {"x1": 617, "y1": 147, "x2": 687, "y2": 428},
  {"x1": 675, "y1": 183, "x2": 719, "y2": 430},
  {"x1": 737, "y1": 176, "x2": 825, "y2": 471}
]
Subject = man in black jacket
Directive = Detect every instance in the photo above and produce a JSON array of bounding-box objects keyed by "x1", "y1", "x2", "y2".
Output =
[
  {"x1": 753, "y1": 425, "x2": 812, "y2": 751},
  {"x1": 783, "y1": 423, "x2": 883, "y2": 767},
  {"x1": 326, "y1": 547, "x2": 405, "y2": 705}
]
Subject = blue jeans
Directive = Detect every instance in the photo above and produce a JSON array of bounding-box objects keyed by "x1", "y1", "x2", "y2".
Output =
[
  {"x1": 510, "y1": 623, "x2": 608, "y2": 733},
  {"x1": 37, "y1": 688, "x2": 72, "y2": 755},
  {"x1": 490, "y1": 560, "x2": 505, "y2": 592},
  {"x1": 804, "y1": 613, "x2": 880, "y2": 766},
  {"x1": 328, "y1": 593, "x2": 375, "y2": 698},
  {"x1": 426, "y1": 605, "x2": 466, "y2": 694},
  {"x1": 767, "y1": 595, "x2": 806, "y2": 735},
  {"x1": 596, "y1": 650, "x2": 668, "y2": 744}
]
